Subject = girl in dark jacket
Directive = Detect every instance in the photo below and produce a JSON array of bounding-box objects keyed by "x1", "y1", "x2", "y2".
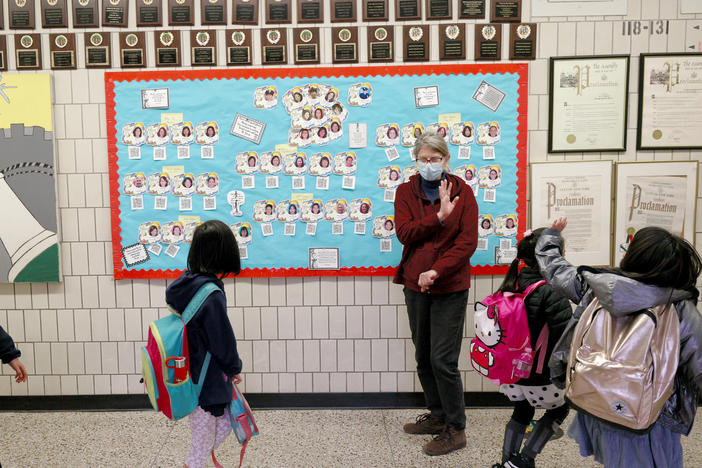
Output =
[
  {"x1": 492, "y1": 228, "x2": 573, "y2": 468},
  {"x1": 166, "y1": 220, "x2": 243, "y2": 468}
]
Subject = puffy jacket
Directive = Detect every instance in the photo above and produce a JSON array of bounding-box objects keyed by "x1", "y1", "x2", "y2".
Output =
[
  {"x1": 536, "y1": 228, "x2": 702, "y2": 435},
  {"x1": 0, "y1": 325, "x2": 21, "y2": 364},
  {"x1": 166, "y1": 271, "x2": 243, "y2": 410},
  {"x1": 515, "y1": 267, "x2": 572, "y2": 386},
  {"x1": 393, "y1": 173, "x2": 479, "y2": 294}
]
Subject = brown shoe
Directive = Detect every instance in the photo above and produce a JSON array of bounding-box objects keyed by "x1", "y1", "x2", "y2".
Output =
[
  {"x1": 422, "y1": 426, "x2": 466, "y2": 456},
  {"x1": 403, "y1": 413, "x2": 445, "y2": 435}
]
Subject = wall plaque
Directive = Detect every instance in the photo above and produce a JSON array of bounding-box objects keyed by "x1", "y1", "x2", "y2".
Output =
[
  {"x1": 363, "y1": 0, "x2": 387, "y2": 21},
  {"x1": 103, "y1": 0, "x2": 128, "y2": 27},
  {"x1": 459, "y1": 0, "x2": 484, "y2": 18},
  {"x1": 0, "y1": 2, "x2": 4, "y2": 30},
  {"x1": 266, "y1": 0, "x2": 291, "y2": 24},
  {"x1": 0, "y1": 37, "x2": 6, "y2": 71},
  {"x1": 332, "y1": 26, "x2": 357, "y2": 64},
  {"x1": 395, "y1": 0, "x2": 420, "y2": 20},
  {"x1": 509, "y1": 23, "x2": 536, "y2": 60},
  {"x1": 120, "y1": 31, "x2": 146, "y2": 68},
  {"x1": 226, "y1": 29, "x2": 252, "y2": 65},
  {"x1": 233, "y1": 0, "x2": 258, "y2": 24},
  {"x1": 41, "y1": 0, "x2": 68, "y2": 28},
  {"x1": 368, "y1": 25, "x2": 393, "y2": 62},
  {"x1": 331, "y1": 0, "x2": 355, "y2": 22},
  {"x1": 168, "y1": 0, "x2": 193, "y2": 26},
  {"x1": 201, "y1": 0, "x2": 226, "y2": 25},
  {"x1": 475, "y1": 23, "x2": 501, "y2": 60},
  {"x1": 155, "y1": 30, "x2": 181, "y2": 67},
  {"x1": 73, "y1": 0, "x2": 99, "y2": 28},
  {"x1": 50, "y1": 33, "x2": 76, "y2": 69},
  {"x1": 491, "y1": 0, "x2": 521, "y2": 23},
  {"x1": 261, "y1": 28, "x2": 287, "y2": 65},
  {"x1": 191, "y1": 30, "x2": 216, "y2": 66},
  {"x1": 426, "y1": 0, "x2": 451, "y2": 20},
  {"x1": 298, "y1": 0, "x2": 322, "y2": 23},
  {"x1": 10, "y1": 0, "x2": 35, "y2": 29},
  {"x1": 403, "y1": 25, "x2": 428, "y2": 61},
  {"x1": 85, "y1": 31, "x2": 111, "y2": 68},
  {"x1": 15, "y1": 34, "x2": 41, "y2": 69},
  {"x1": 439, "y1": 23, "x2": 465, "y2": 60},
  {"x1": 294, "y1": 27, "x2": 319, "y2": 64},
  {"x1": 137, "y1": 0, "x2": 162, "y2": 26}
]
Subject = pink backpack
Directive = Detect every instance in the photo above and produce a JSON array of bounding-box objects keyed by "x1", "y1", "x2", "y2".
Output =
[{"x1": 469, "y1": 280, "x2": 549, "y2": 385}]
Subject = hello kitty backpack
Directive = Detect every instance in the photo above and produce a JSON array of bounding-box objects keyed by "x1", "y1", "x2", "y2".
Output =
[{"x1": 469, "y1": 281, "x2": 549, "y2": 385}]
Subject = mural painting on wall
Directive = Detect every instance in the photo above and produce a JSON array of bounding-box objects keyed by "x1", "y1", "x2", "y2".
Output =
[{"x1": 0, "y1": 74, "x2": 60, "y2": 283}]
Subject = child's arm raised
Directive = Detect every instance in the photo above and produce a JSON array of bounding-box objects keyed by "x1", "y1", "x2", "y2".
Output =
[{"x1": 535, "y1": 218, "x2": 587, "y2": 304}]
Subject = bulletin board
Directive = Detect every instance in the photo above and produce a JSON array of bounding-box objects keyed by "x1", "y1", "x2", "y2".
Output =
[{"x1": 106, "y1": 64, "x2": 528, "y2": 279}]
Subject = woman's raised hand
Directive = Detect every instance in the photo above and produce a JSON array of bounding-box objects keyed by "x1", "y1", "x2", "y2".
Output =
[{"x1": 437, "y1": 180, "x2": 459, "y2": 222}]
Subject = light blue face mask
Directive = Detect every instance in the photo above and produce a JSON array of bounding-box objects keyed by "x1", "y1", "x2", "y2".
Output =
[{"x1": 417, "y1": 161, "x2": 444, "y2": 181}]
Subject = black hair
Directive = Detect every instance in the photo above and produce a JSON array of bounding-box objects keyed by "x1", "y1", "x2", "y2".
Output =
[
  {"x1": 619, "y1": 226, "x2": 702, "y2": 290},
  {"x1": 498, "y1": 228, "x2": 564, "y2": 293},
  {"x1": 187, "y1": 220, "x2": 241, "y2": 279}
]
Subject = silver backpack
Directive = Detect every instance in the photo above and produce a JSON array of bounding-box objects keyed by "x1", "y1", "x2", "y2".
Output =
[{"x1": 566, "y1": 298, "x2": 680, "y2": 433}]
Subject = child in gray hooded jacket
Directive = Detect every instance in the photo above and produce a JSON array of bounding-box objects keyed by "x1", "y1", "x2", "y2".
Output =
[{"x1": 536, "y1": 218, "x2": 702, "y2": 468}]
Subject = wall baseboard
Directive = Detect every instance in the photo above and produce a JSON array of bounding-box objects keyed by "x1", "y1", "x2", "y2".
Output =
[{"x1": 0, "y1": 392, "x2": 511, "y2": 412}]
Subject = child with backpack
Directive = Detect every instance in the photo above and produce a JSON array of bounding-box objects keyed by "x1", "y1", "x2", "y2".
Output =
[
  {"x1": 537, "y1": 218, "x2": 702, "y2": 468},
  {"x1": 486, "y1": 229, "x2": 573, "y2": 468},
  {"x1": 164, "y1": 220, "x2": 243, "y2": 468}
]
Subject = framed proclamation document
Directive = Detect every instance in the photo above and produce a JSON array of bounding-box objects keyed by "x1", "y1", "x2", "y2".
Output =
[
  {"x1": 637, "y1": 53, "x2": 702, "y2": 150},
  {"x1": 531, "y1": 161, "x2": 613, "y2": 266},
  {"x1": 549, "y1": 55, "x2": 629, "y2": 153},
  {"x1": 614, "y1": 161, "x2": 698, "y2": 265}
]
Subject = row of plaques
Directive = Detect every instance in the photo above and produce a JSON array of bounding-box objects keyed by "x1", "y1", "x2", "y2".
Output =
[
  {"x1": 2, "y1": 0, "x2": 522, "y2": 29},
  {"x1": 0, "y1": 23, "x2": 535, "y2": 71}
]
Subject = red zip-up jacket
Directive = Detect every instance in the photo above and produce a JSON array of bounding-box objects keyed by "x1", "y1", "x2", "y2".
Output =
[{"x1": 393, "y1": 173, "x2": 479, "y2": 294}]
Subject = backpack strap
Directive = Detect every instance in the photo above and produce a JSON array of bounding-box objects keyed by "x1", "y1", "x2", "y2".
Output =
[
  {"x1": 182, "y1": 282, "x2": 222, "y2": 324},
  {"x1": 533, "y1": 325, "x2": 550, "y2": 374},
  {"x1": 523, "y1": 280, "x2": 546, "y2": 296},
  {"x1": 181, "y1": 282, "x2": 220, "y2": 391}
]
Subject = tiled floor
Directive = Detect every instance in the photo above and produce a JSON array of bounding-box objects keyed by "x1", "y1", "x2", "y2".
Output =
[{"x1": 1, "y1": 408, "x2": 701, "y2": 467}]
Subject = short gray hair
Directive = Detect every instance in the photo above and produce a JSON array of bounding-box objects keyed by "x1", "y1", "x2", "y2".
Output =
[{"x1": 412, "y1": 131, "x2": 450, "y2": 160}]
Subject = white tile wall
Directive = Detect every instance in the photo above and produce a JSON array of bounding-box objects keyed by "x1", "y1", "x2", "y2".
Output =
[{"x1": 1, "y1": 0, "x2": 700, "y2": 396}]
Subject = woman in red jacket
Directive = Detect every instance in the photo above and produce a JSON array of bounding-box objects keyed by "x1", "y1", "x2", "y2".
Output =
[{"x1": 394, "y1": 130, "x2": 479, "y2": 456}]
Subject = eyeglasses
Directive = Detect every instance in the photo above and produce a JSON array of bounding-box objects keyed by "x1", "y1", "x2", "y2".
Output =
[{"x1": 417, "y1": 157, "x2": 444, "y2": 164}]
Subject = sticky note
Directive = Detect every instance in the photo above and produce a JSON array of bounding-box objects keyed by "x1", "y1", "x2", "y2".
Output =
[
  {"x1": 161, "y1": 113, "x2": 183, "y2": 125},
  {"x1": 438, "y1": 113, "x2": 461, "y2": 125}
]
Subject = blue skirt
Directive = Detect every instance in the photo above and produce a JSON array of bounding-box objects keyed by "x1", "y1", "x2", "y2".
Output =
[{"x1": 568, "y1": 412, "x2": 683, "y2": 468}]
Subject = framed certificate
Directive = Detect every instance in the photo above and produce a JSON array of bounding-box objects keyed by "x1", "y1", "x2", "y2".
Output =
[
  {"x1": 531, "y1": 161, "x2": 613, "y2": 266},
  {"x1": 637, "y1": 53, "x2": 702, "y2": 150},
  {"x1": 614, "y1": 161, "x2": 698, "y2": 265},
  {"x1": 549, "y1": 55, "x2": 629, "y2": 153}
]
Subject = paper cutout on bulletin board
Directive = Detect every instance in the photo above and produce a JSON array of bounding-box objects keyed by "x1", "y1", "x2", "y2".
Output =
[{"x1": 106, "y1": 64, "x2": 528, "y2": 279}]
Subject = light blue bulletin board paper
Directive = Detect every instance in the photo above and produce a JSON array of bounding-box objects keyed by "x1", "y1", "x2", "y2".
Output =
[{"x1": 106, "y1": 65, "x2": 528, "y2": 278}]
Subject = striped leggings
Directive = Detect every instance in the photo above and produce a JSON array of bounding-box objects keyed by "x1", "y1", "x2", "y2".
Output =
[{"x1": 186, "y1": 406, "x2": 232, "y2": 468}]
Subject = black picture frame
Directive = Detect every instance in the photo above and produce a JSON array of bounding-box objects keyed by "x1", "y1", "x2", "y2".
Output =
[
  {"x1": 548, "y1": 55, "x2": 630, "y2": 154},
  {"x1": 636, "y1": 52, "x2": 702, "y2": 151}
]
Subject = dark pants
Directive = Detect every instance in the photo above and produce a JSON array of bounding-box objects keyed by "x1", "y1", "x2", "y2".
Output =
[
  {"x1": 404, "y1": 287, "x2": 468, "y2": 430},
  {"x1": 512, "y1": 399, "x2": 569, "y2": 426}
]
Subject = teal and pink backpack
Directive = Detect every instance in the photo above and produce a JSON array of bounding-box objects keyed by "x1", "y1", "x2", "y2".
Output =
[
  {"x1": 469, "y1": 280, "x2": 549, "y2": 385},
  {"x1": 141, "y1": 282, "x2": 220, "y2": 420}
]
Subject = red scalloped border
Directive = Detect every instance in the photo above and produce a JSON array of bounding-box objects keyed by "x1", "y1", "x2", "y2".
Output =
[{"x1": 106, "y1": 63, "x2": 528, "y2": 280}]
